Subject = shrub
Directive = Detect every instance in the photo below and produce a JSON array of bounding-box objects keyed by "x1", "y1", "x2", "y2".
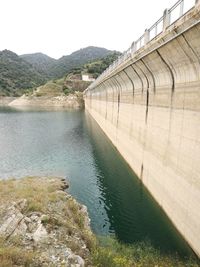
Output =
[{"x1": 91, "y1": 236, "x2": 200, "y2": 267}]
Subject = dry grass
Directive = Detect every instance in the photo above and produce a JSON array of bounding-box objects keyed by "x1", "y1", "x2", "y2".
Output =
[
  {"x1": 0, "y1": 237, "x2": 35, "y2": 267},
  {"x1": 0, "y1": 176, "x2": 96, "y2": 266},
  {"x1": 0, "y1": 176, "x2": 64, "y2": 214}
]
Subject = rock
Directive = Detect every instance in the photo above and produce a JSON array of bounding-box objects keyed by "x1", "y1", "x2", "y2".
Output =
[
  {"x1": 12, "y1": 218, "x2": 27, "y2": 236},
  {"x1": 80, "y1": 205, "x2": 90, "y2": 229},
  {"x1": 15, "y1": 199, "x2": 27, "y2": 211},
  {"x1": 0, "y1": 177, "x2": 93, "y2": 266},
  {"x1": 68, "y1": 254, "x2": 85, "y2": 267},
  {"x1": 61, "y1": 181, "x2": 69, "y2": 190},
  {"x1": 24, "y1": 216, "x2": 32, "y2": 223},
  {"x1": 30, "y1": 214, "x2": 40, "y2": 222},
  {"x1": 60, "y1": 178, "x2": 70, "y2": 189},
  {"x1": 41, "y1": 214, "x2": 49, "y2": 222},
  {"x1": 0, "y1": 204, "x2": 25, "y2": 238},
  {"x1": 33, "y1": 223, "x2": 48, "y2": 242}
]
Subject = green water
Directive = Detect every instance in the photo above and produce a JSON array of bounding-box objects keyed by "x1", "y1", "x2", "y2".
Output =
[{"x1": 0, "y1": 106, "x2": 193, "y2": 256}]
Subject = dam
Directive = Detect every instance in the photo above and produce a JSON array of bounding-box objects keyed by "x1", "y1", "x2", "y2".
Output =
[{"x1": 84, "y1": 0, "x2": 200, "y2": 257}]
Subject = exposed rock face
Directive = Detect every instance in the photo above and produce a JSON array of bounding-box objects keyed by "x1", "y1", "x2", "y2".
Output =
[{"x1": 0, "y1": 177, "x2": 94, "y2": 266}]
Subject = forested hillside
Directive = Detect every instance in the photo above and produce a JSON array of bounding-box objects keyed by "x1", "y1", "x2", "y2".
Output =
[
  {"x1": 0, "y1": 47, "x2": 120, "y2": 96},
  {"x1": 0, "y1": 50, "x2": 46, "y2": 96}
]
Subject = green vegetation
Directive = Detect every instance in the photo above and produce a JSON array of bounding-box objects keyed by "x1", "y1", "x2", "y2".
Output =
[
  {"x1": 21, "y1": 46, "x2": 116, "y2": 80},
  {"x1": 34, "y1": 79, "x2": 64, "y2": 97},
  {"x1": 92, "y1": 236, "x2": 199, "y2": 267},
  {"x1": 33, "y1": 52, "x2": 121, "y2": 97},
  {"x1": 85, "y1": 51, "x2": 121, "y2": 78},
  {"x1": 20, "y1": 52, "x2": 56, "y2": 79},
  {"x1": 50, "y1": 46, "x2": 117, "y2": 78},
  {"x1": 68, "y1": 51, "x2": 121, "y2": 79},
  {"x1": 0, "y1": 47, "x2": 119, "y2": 97},
  {"x1": 0, "y1": 50, "x2": 46, "y2": 97},
  {"x1": 33, "y1": 75, "x2": 89, "y2": 97}
]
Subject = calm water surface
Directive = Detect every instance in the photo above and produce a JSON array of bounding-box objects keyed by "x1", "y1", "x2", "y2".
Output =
[{"x1": 0, "y1": 106, "x2": 193, "y2": 256}]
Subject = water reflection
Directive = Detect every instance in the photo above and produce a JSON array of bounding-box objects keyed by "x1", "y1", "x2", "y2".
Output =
[{"x1": 85, "y1": 111, "x2": 192, "y2": 255}]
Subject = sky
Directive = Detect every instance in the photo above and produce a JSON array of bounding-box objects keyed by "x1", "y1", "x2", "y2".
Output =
[{"x1": 0, "y1": 0, "x2": 194, "y2": 59}]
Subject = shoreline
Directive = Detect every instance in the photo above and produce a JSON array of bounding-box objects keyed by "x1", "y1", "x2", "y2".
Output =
[
  {"x1": 0, "y1": 94, "x2": 84, "y2": 109},
  {"x1": 0, "y1": 176, "x2": 199, "y2": 266},
  {"x1": 0, "y1": 176, "x2": 95, "y2": 266},
  {"x1": 0, "y1": 97, "x2": 17, "y2": 106}
]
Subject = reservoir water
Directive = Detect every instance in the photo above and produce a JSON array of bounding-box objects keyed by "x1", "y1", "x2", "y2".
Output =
[{"x1": 0, "y1": 106, "x2": 192, "y2": 256}]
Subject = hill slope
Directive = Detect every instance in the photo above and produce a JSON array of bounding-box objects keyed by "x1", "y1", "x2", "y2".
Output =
[
  {"x1": 52, "y1": 46, "x2": 117, "y2": 78},
  {"x1": 0, "y1": 47, "x2": 119, "y2": 97},
  {"x1": 0, "y1": 50, "x2": 46, "y2": 96},
  {"x1": 20, "y1": 53, "x2": 56, "y2": 78},
  {"x1": 21, "y1": 46, "x2": 115, "y2": 79},
  {"x1": 32, "y1": 51, "x2": 121, "y2": 97}
]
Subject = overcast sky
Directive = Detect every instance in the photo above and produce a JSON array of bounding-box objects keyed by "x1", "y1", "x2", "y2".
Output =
[{"x1": 0, "y1": 0, "x2": 195, "y2": 59}]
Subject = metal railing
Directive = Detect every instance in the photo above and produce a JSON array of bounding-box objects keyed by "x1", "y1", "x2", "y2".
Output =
[{"x1": 87, "y1": 0, "x2": 197, "y2": 91}]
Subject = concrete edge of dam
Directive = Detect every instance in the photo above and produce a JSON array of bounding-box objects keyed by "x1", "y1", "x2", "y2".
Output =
[{"x1": 84, "y1": 3, "x2": 200, "y2": 257}]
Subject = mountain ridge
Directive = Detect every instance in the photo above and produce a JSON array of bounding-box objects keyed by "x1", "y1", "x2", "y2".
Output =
[
  {"x1": 21, "y1": 46, "x2": 116, "y2": 79},
  {"x1": 0, "y1": 50, "x2": 46, "y2": 96},
  {"x1": 0, "y1": 46, "x2": 120, "y2": 96}
]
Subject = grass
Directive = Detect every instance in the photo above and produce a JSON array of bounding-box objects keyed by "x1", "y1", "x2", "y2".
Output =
[
  {"x1": 91, "y1": 236, "x2": 200, "y2": 267},
  {"x1": 0, "y1": 177, "x2": 96, "y2": 266},
  {"x1": 34, "y1": 80, "x2": 63, "y2": 97},
  {"x1": 0, "y1": 237, "x2": 35, "y2": 267},
  {"x1": 0, "y1": 176, "x2": 63, "y2": 210}
]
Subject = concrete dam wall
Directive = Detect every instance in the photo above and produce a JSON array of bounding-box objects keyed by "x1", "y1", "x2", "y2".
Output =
[{"x1": 84, "y1": 3, "x2": 200, "y2": 257}]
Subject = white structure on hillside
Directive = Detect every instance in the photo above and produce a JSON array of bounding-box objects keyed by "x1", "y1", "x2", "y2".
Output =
[{"x1": 82, "y1": 74, "x2": 95, "y2": 82}]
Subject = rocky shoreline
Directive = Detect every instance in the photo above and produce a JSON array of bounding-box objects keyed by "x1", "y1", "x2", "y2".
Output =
[
  {"x1": 0, "y1": 177, "x2": 95, "y2": 266},
  {"x1": 0, "y1": 93, "x2": 84, "y2": 109},
  {"x1": 0, "y1": 97, "x2": 17, "y2": 106}
]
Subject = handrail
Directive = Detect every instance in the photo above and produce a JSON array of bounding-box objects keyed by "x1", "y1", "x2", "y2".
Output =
[{"x1": 87, "y1": 0, "x2": 196, "y2": 91}]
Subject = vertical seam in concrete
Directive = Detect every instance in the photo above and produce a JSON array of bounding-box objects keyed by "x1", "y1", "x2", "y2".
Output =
[
  {"x1": 156, "y1": 49, "x2": 175, "y2": 165},
  {"x1": 135, "y1": 63, "x2": 149, "y2": 91},
  {"x1": 99, "y1": 84, "x2": 102, "y2": 115},
  {"x1": 181, "y1": 33, "x2": 200, "y2": 65},
  {"x1": 112, "y1": 75, "x2": 121, "y2": 128},
  {"x1": 135, "y1": 63, "x2": 150, "y2": 124},
  {"x1": 156, "y1": 49, "x2": 175, "y2": 102},
  {"x1": 123, "y1": 69, "x2": 135, "y2": 99},
  {"x1": 118, "y1": 71, "x2": 130, "y2": 99},
  {"x1": 107, "y1": 80, "x2": 115, "y2": 124},
  {"x1": 141, "y1": 58, "x2": 156, "y2": 94},
  {"x1": 130, "y1": 64, "x2": 144, "y2": 93},
  {"x1": 140, "y1": 163, "x2": 144, "y2": 181},
  {"x1": 103, "y1": 82, "x2": 108, "y2": 120},
  {"x1": 122, "y1": 68, "x2": 135, "y2": 138},
  {"x1": 115, "y1": 76, "x2": 121, "y2": 127},
  {"x1": 146, "y1": 88, "x2": 149, "y2": 124}
]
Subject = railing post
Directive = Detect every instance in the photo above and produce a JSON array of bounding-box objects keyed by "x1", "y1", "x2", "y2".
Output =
[
  {"x1": 144, "y1": 29, "x2": 150, "y2": 44},
  {"x1": 179, "y1": 0, "x2": 184, "y2": 16},
  {"x1": 163, "y1": 8, "x2": 170, "y2": 31},
  {"x1": 131, "y1": 41, "x2": 136, "y2": 53}
]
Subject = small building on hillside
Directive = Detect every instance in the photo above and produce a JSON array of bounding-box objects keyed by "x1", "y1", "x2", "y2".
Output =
[{"x1": 81, "y1": 74, "x2": 95, "y2": 82}]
